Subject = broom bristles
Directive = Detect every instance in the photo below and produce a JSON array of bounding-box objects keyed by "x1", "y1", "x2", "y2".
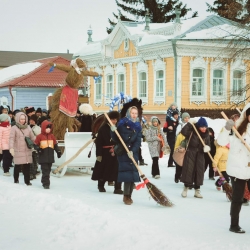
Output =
[
  {"x1": 223, "y1": 182, "x2": 232, "y2": 201},
  {"x1": 141, "y1": 175, "x2": 174, "y2": 207}
]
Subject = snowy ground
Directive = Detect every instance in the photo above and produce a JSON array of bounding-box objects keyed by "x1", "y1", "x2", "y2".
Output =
[{"x1": 1, "y1": 119, "x2": 249, "y2": 250}]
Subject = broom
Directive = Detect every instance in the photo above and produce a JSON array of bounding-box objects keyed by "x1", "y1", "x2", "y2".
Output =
[
  {"x1": 190, "y1": 122, "x2": 232, "y2": 201},
  {"x1": 104, "y1": 113, "x2": 173, "y2": 207}
]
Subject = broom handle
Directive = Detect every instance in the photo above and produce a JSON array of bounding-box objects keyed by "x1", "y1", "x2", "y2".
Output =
[
  {"x1": 221, "y1": 111, "x2": 250, "y2": 152},
  {"x1": 104, "y1": 113, "x2": 144, "y2": 176},
  {"x1": 189, "y1": 122, "x2": 224, "y2": 177}
]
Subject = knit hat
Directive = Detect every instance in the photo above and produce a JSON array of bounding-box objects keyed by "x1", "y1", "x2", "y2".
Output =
[
  {"x1": 29, "y1": 114, "x2": 38, "y2": 123},
  {"x1": 196, "y1": 117, "x2": 208, "y2": 128},
  {"x1": 25, "y1": 107, "x2": 35, "y2": 115},
  {"x1": 36, "y1": 107, "x2": 42, "y2": 114},
  {"x1": 169, "y1": 102, "x2": 177, "y2": 108},
  {"x1": 151, "y1": 116, "x2": 161, "y2": 124},
  {"x1": 181, "y1": 112, "x2": 190, "y2": 121},
  {"x1": 0, "y1": 114, "x2": 10, "y2": 122},
  {"x1": 246, "y1": 108, "x2": 250, "y2": 117},
  {"x1": 42, "y1": 109, "x2": 48, "y2": 114}
]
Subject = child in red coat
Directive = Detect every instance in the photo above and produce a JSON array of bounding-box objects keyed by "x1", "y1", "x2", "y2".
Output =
[{"x1": 34, "y1": 120, "x2": 61, "y2": 189}]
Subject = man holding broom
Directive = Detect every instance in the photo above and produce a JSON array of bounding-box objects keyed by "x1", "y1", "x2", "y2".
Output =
[{"x1": 218, "y1": 103, "x2": 250, "y2": 233}]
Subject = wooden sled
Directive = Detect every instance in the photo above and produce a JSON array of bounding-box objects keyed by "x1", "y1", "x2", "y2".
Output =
[{"x1": 52, "y1": 131, "x2": 96, "y2": 177}]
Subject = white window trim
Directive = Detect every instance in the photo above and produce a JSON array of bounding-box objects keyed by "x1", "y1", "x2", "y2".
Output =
[
  {"x1": 189, "y1": 58, "x2": 208, "y2": 105},
  {"x1": 94, "y1": 66, "x2": 103, "y2": 107},
  {"x1": 104, "y1": 65, "x2": 114, "y2": 106},
  {"x1": 210, "y1": 60, "x2": 227, "y2": 106},
  {"x1": 230, "y1": 60, "x2": 246, "y2": 104},
  {"x1": 116, "y1": 63, "x2": 126, "y2": 94},
  {"x1": 153, "y1": 59, "x2": 166, "y2": 105},
  {"x1": 136, "y1": 61, "x2": 148, "y2": 105}
]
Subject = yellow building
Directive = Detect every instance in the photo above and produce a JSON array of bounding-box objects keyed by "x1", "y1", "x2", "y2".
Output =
[{"x1": 74, "y1": 13, "x2": 248, "y2": 115}]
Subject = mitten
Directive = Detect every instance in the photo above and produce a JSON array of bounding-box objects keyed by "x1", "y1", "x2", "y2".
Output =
[
  {"x1": 225, "y1": 119, "x2": 234, "y2": 131},
  {"x1": 189, "y1": 118, "x2": 197, "y2": 124},
  {"x1": 9, "y1": 148, "x2": 14, "y2": 157},
  {"x1": 127, "y1": 151, "x2": 133, "y2": 159},
  {"x1": 161, "y1": 146, "x2": 166, "y2": 152},
  {"x1": 203, "y1": 145, "x2": 211, "y2": 152},
  {"x1": 57, "y1": 151, "x2": 62, "y2": 158},
  {"x1": 96, "y1": 156, "x2": 102, "y2": 162},
  {"x1": 110, "y1": 125, "x2": 117, "y2": 132}
]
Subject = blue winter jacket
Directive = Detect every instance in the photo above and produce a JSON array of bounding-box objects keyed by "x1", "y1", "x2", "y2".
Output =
[{"x1": 111, "y1": 117, "x2": 142, "y2": 183}]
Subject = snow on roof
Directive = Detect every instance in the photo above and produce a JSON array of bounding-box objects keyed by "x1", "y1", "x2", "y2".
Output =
[
  {"x1": 122, "y1": 21, "x2": 173, "y2": 36},
  {"x1": 180, "y1": 16, "x2": 208, "y2": 35},
  {"x1": 138, "y1": 34, "x2": 169, "y2": 46},
  {"x1": 0, "y1": 62, "x2": 41, "y2": 84},
  {"x1": 73, "y1": 42, "x2": 102, "y2": 58},
  {"x1": 183, "y1": 23, "x2": 249, "y2": 39}
]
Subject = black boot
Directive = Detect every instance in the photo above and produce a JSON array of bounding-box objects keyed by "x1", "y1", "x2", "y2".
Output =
[
  {"x1": 139, "y1": 160, "x2": 148, "y2": 166},
  {"x1": 98, "y1": 187, "x2": 106, "y2": 192}
]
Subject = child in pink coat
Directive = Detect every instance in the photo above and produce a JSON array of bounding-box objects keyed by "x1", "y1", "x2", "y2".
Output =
[{"x1": 0, "y1": 114, "x2": 12, "y2": 176}]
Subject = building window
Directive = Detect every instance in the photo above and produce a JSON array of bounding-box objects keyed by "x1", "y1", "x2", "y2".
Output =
[
  {"x1": 95, "y1": 78, "x2": 102, "y2": 100},
  {"x1": 233, "y1": 70, "x2": 243, "y2": 96},
  {"x1": 192, "y1": 69, "x2": 204, "y2": 96},
  {"x1": 139, "y1": 72, "x2": 147, "y2": 98},
  {"x1": 106, "y1": 75, "x2": 113, "y2": 98},
  {"x1": 155, "y1": 70, "x2": 164, "y2": 97},
  {"x1": 117, "y1": 74, "x2": 125, "y2": 93},
  {"x1": 212, "y1": 70, "x2": 224, "y2": 96}
]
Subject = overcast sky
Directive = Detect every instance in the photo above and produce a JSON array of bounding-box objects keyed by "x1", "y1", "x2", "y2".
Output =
[{"x1": 0, "y1": 0, "x2": 215, "y2": 54}]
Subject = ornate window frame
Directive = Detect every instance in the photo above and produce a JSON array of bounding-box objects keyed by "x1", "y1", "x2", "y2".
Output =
[
  {"x1": 230, "y1": 60, "x2": 246, "y2": 104},
  {"x1": 189, "y1": 57, "x2": 208, "y2": 105},
  {"x1": 116, "y1": 63, "x2": 126, "y2": 94},
  {"x1": 124, "y1": 38, "x2": 129, "y2": 51},
  {"x1": 153, "y1": 59, "x2": 166, "y2": 105},
  {"x1": 136, "y1": 61, "x2": 148, "y2": 105},
  {"x1": 210, "y1": 60, "x2": 227, "y2": 106},
  {"x1": 104, "y1": 65, "x2": 114, "y2": 106},
  {"x1": 94, "y1": 66, "x2": 103, "y2": 107}
]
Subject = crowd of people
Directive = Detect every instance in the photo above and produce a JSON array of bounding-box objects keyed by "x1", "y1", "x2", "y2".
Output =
[{"x1": 0, "y1": 101, "x2": 250, "y2": 234}]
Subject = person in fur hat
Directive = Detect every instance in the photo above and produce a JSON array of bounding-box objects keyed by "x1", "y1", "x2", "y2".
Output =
[
  {"x1": 180, "y1": 117, "x2": 210, "y2": 199},
  {"x1": 78, "y1": 103, "x2": 94, "y2": 132},
  {"x1": 36, "y1": 108, "x2": 42, "y2": 118},
  {"x1": 144, "y1": 116, "x2": 167, "y2": 179},
  {"x1": 91, "y1": 111, "x2": 123, "y2": 194},
  {"x1": 48, "y1": 58, "x2": 99, "y2": 140}
]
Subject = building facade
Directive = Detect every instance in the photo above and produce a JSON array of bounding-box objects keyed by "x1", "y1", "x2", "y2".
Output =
[{"x1": 74, "y1": 14, "x2": 249, "y2": 115}]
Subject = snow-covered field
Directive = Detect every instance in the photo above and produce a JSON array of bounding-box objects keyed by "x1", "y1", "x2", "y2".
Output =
[{"x1": 0, "y1": 118, "x2": 249, "y2": 250}]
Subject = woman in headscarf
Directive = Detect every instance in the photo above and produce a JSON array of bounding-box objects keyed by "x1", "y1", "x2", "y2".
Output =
[
  {"x1": 110, "y1": 106, "x2": 142, "y2": 205},
  {"x1": 9, "y1": 112, "x2": 36, "y2": 185}
]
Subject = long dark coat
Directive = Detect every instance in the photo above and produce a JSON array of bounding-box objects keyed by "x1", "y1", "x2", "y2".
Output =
[
  {"x1": 111, "y1": 117, "x2": 141, "y2": 183},
  {"x1": 180, "y1": 123, "x2": 210, "y2": 186},
  {"x1": 91, "y1": 123, "x2": 119, "y2": 181}
]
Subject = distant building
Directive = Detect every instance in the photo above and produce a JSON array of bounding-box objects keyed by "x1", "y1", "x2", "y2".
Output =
[
  {"x1": 0, "y1": 56, "x2": 84, "y2": 110},
  {"x1": 74, "y1": 12, "x2": 249, "y2": 117}
]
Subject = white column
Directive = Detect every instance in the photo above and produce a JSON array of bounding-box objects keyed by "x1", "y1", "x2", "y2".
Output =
[
  {"x1": 129, "y1": 63, "x2": 133, "y2": 96},
  {"x1": 176, "y1": 56, "x2": 182, "y2": 109}
]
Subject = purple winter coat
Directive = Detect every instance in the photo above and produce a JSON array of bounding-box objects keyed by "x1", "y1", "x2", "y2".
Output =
[{"x1": 9, "y1": 112, "x2": 36, "y2": 165}]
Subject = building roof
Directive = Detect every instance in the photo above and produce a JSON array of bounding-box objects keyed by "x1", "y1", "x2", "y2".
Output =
[
  {"x1": 0, "y1": 51, "x2": 73, "y2": 67},
  {"x1": 74, "y1": 14, "x2": 242, "y2": 58},
  {"x1": 0, "y1": 56, "x2": 86, "y2": 89}
]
